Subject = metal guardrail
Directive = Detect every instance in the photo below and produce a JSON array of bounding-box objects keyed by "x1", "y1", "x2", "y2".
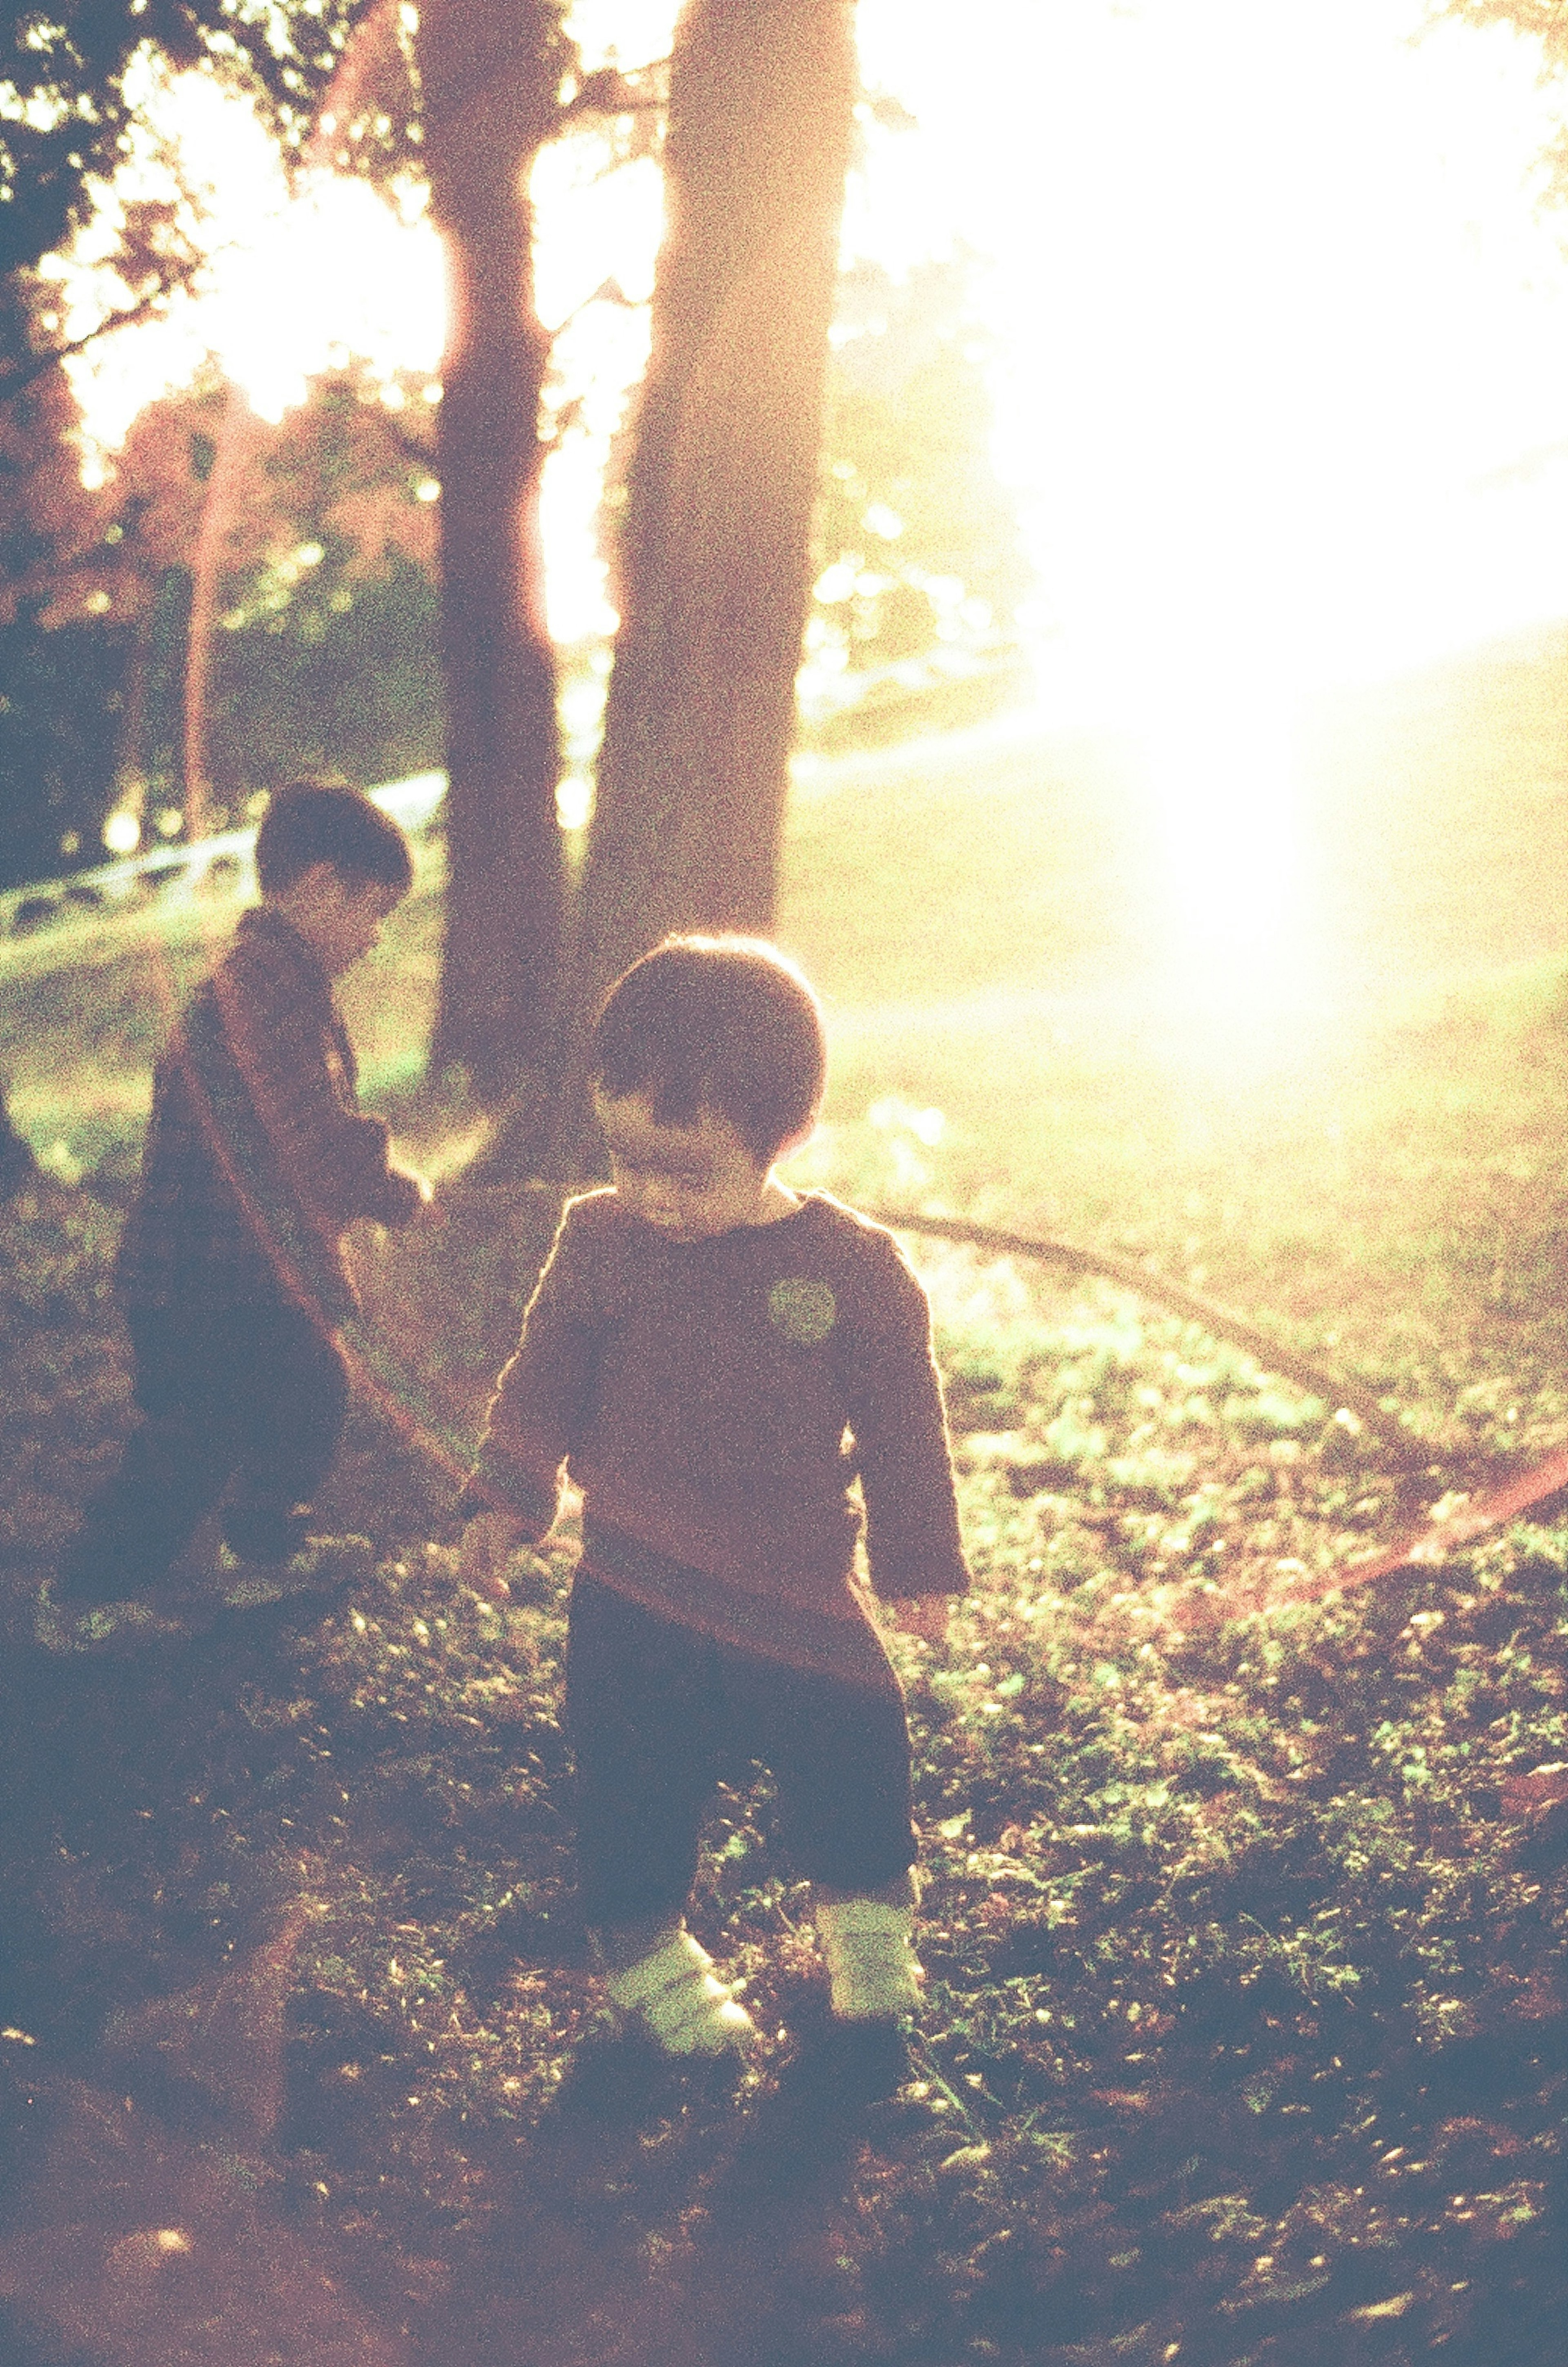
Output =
[
  {"x1": 0, "y1": 770, "x2": 447, "y2": 944},
  {"x1": 0, "y1": 645, "x2": 1029, "y2": 945}
]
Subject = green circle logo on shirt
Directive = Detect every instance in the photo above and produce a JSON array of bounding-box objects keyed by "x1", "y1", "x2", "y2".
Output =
[{"x1": 768, "y1": 1276, "x2": 837, "y2": 1346}]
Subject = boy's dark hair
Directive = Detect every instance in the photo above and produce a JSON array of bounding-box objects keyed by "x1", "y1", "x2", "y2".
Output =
[
  {"x1": 592, "y1": 936, "x2": 826, "y2": 1164},
  {"x1": 255, "y1": 779, "x2": 413, "y2": 897}
]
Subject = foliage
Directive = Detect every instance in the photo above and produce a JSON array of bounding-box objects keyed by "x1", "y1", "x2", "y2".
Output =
[
  {"x1": 0, "y1": 1141, "x2": 1563, "y2": 2360},
  {"x1": 1438, "y1": 0, "x2": 1568, "y2": 71},
  {"x1": 211, "y1": 549, "x2": 442, "y2": 800},
  {"x1": 1437, "y1": 1, "x2": 1568, "y2": 196},
  {"x1": 0, "y1": 339, "x2": 104, "y2": 615},
  {"x1": 807, "y1": 252, "x2": 1032, "y2": 693},
  {"x1": 0, "y1": 0, "x2": 410, "y2": 297},
  {"x1": 0, "y1": 357, "x2": 441, "y2": 885},
  {"x1": 0, "y1": 539, "x2": 443, "y2": 889},
  {"x1": 0, "y1": 611, "x2": 135, "y2": 887}
]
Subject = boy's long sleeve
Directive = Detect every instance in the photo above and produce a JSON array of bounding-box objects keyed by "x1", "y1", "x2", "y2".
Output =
[
  {"x1": 465, "y1": 1217, "x2": 602, "y2": 1537},
  {"x1": 216, "y1": 929, "x2": 421, "y2": 1234},
  {"x1": 837, "y1": 1237, "x2": 971, "y2": 1602},
  {"x1": 116, "y1": 904, "x2": 421, "y2": 1321}
]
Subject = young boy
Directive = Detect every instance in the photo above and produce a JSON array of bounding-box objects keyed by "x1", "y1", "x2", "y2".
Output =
[
  {"x1": 37, "y1": 780, "x2": 430, "y2": 1653},
  {"x1": 459, "y1": 936, "x2": 971, "y2": 2104}
]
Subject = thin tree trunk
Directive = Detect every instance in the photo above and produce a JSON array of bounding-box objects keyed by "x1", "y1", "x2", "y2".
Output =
[
  {"x1": 114, "y1": 598, "x2": 150, "y2": 814},
  {"x1": 181, "y1": 383, "x2": 247, "y2": 845},
  {"x1": 420, "y1": 0, "x2": 566, "y2": 1110},
  {"x1": 541, "y1": 0, "x2": 855, "y2": 1177}
]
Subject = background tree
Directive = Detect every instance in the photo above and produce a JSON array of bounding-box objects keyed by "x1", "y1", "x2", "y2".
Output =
[
  {"x1": 0, "y1": 1, "x2": 402, "y2": 377},
  {"x1": 0, "y1": 0, "x2": 423, "y2": 891},
  {"x1": 804, "y1": 251, "x2": 1032, "y2": 737},
  {"x1": 414, "y1": 0, "x2": 569, "y2": 1108},
  {"x1": 1439, "y1": 3, "x2": 1568, "y2": 189},
  {"x1": 0, "y1": 319, "x2": 154, "y2": 888},
  {"x1": 203, "y1": 370, "x2": 442, "y2": 804},
  {"x1": 1439, "y1": 0, "x2": 1568, "y2": 57},
  {"x1": 1, "y1": 1, "x2": 669, "y2": 1113},
  {"x1": 539, "y1": 0, "x2": 858, "y2": 1175},
  {"x1": 0, "y1": 356, "x2": 442, "y2": 889}
]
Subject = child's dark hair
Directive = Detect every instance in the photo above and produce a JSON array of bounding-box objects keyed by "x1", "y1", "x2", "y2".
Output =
[
  {"x1": 255, "y1": 779, "x2": 413, "y2": 897},
  {"x1": 592, "y1": 936, "x2": 826, "y2": 1164}
]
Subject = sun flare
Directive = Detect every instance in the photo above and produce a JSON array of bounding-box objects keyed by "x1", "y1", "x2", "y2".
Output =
[{"x1": 49, "y1": 0, "x2": 1568, "y2": 1020}]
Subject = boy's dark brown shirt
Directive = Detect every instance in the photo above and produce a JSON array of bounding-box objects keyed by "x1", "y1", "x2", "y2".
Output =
[
  {"x1": 116, "y1": 904, "x2": 421, "y2": 1320},
  {"x1": 473, "y1": 1189, "x2": 971, "y2": 1664}
]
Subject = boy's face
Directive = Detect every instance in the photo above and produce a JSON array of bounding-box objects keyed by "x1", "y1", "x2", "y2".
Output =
[
  {"x1": 277, "y1": 863, "x2": 401, "y2": 978},
  {"x1": 594, "y1": 1089, "x2": 784, "y2": 1243}
]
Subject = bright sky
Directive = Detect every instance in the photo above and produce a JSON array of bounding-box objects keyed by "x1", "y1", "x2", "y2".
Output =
[
  {"x1": 855, "y1": 0, "x2": 1568, "y2": 704},
  {"x1": 56, "y1": 0, "x2": 1568, "y2": 1012}
]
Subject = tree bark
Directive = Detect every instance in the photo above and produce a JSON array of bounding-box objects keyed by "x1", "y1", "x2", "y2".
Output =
[
  {"x1": 420, "y1": 0, "x2": 566, "y2": 1108},
  {"x1": 543, "y1": 0, "x2": 855, "y2": 1175}
]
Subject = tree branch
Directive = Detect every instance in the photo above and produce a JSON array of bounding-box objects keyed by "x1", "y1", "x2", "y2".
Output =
[
  {"x1": 859, "y1": 1206, "x2": 1422, "y2": 1463},
  {"x1": 0, "y1": 260, "x2": 202, "y2": 409},
  {"x1": 559, "y1": 60, "x2": 671, "y2": 122}
]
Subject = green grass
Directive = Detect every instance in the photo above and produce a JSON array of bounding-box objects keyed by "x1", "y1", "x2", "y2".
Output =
[{"x1": 13, "y1": 636, "x2": 1568, "y2": 1354}]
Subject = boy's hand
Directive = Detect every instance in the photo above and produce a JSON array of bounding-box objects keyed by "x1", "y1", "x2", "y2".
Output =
[
  {"x1": 414, "y1": 1177, "x2": 449, "y2": 1232},
  {"x1": 884, "y1": 1594, "x2": 952, "y2": 1647},
  {"x1": 457, "y1": 1510, "x2": 527, "y2": 1601},
  {"x1": 381, "y1": 1166, "x2": 434, "y2": 1228}
]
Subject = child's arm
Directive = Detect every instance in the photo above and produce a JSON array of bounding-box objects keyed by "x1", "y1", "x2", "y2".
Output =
[
  {"x1": 882, "y1": 1594, "x2": 953, "y2": 1646},
  {"x1": 840, "y1": 1231, "x2": 972, "y2": 1617},
  {"x1": 453, "y1": 1198, "x2": 605, "y2": 1597},
  {"x1": 216, "y1": 938, "x2": 424, "y2": 1233}
]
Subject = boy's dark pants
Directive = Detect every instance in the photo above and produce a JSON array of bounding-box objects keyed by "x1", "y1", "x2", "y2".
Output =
[
  {"x1": 566, "y1": 1570, "x2": 918, "y2": 1932},
  {"x1": 58, "y1": 1294, "x2": 348, "y2": 1600}
]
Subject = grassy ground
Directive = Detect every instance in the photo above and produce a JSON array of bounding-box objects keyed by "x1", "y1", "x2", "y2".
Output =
[{"x1": 1, "y1": 640, "x2": 1566, "y2": 2364}]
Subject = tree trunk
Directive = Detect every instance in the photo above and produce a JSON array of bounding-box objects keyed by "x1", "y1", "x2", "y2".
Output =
[
  {"x1": 420, "y1": 0, "x2": 567, "y2": 1110},
  {"x1": 543, "y1": 0, "x2": 855, "y2": 1176},
  {"x1": 181, "y1": 383, "x2": 247, "y2": 845}
]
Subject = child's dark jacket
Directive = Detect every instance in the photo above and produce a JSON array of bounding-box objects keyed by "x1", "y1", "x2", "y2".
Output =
[
  {"x1": 116, "y1": 904, "x2": 421, "y2": 1326},
  {"x1": 470, "y1": 1189, "x2": 971, "y2": 1679}
]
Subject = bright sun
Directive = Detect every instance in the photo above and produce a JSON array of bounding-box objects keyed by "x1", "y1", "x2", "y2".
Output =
[
  {"x1": 859, "y1": 0, "x2": 1568, "y2": 1019},
  {"x1": 54, "y1": 0, "x2": 1568, "y2": 1016}
]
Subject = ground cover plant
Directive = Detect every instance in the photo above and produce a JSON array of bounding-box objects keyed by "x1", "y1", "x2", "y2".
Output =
[
  {"x1": 1, "y1": 644, "x2": 1566, "y2": 2363},
  {"x1": 0, "y1": 1183, "x2": 1563, "y2": 2365}
]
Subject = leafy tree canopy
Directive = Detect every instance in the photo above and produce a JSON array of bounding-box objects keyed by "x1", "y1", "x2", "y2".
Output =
[
  {"x1": 1441, "y1": 0, "x2": 1568, "y2": 61},
  {"x1": 0, "y1": 0, "x2": 405, "y2": 296},
  {"x1": 1439, "y1": 1, "x2": 1568, "y2": 189}
]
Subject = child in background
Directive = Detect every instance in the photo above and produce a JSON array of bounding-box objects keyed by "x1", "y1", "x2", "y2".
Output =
[
  {"x1": 459, "y1": 935, "x2": 971, "y2": 2108},
  {"x1": 38, "y1": 780, "x2": 430, "y2": 1653}
]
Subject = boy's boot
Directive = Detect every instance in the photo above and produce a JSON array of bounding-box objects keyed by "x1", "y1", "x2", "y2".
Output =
[
  {"x1": 555, "y1": 1923, "x2": 754, "y2": 2126},
  {"x1": 602, "y1": 1924, "x2": 756, "y2": 2057},
  {"x1": 810, "y1": 1894, "x2": 923, "y2": 2102},
  {"x1": 37, "y1": 1516, "x2": 193, "y2": 1655},
  {"x1": 710, "y1": 1896, "x2": 921, "y2": 2225},
  {"x1": 212, "y1": 1503, "x2": 374, "y2": 1610}
]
